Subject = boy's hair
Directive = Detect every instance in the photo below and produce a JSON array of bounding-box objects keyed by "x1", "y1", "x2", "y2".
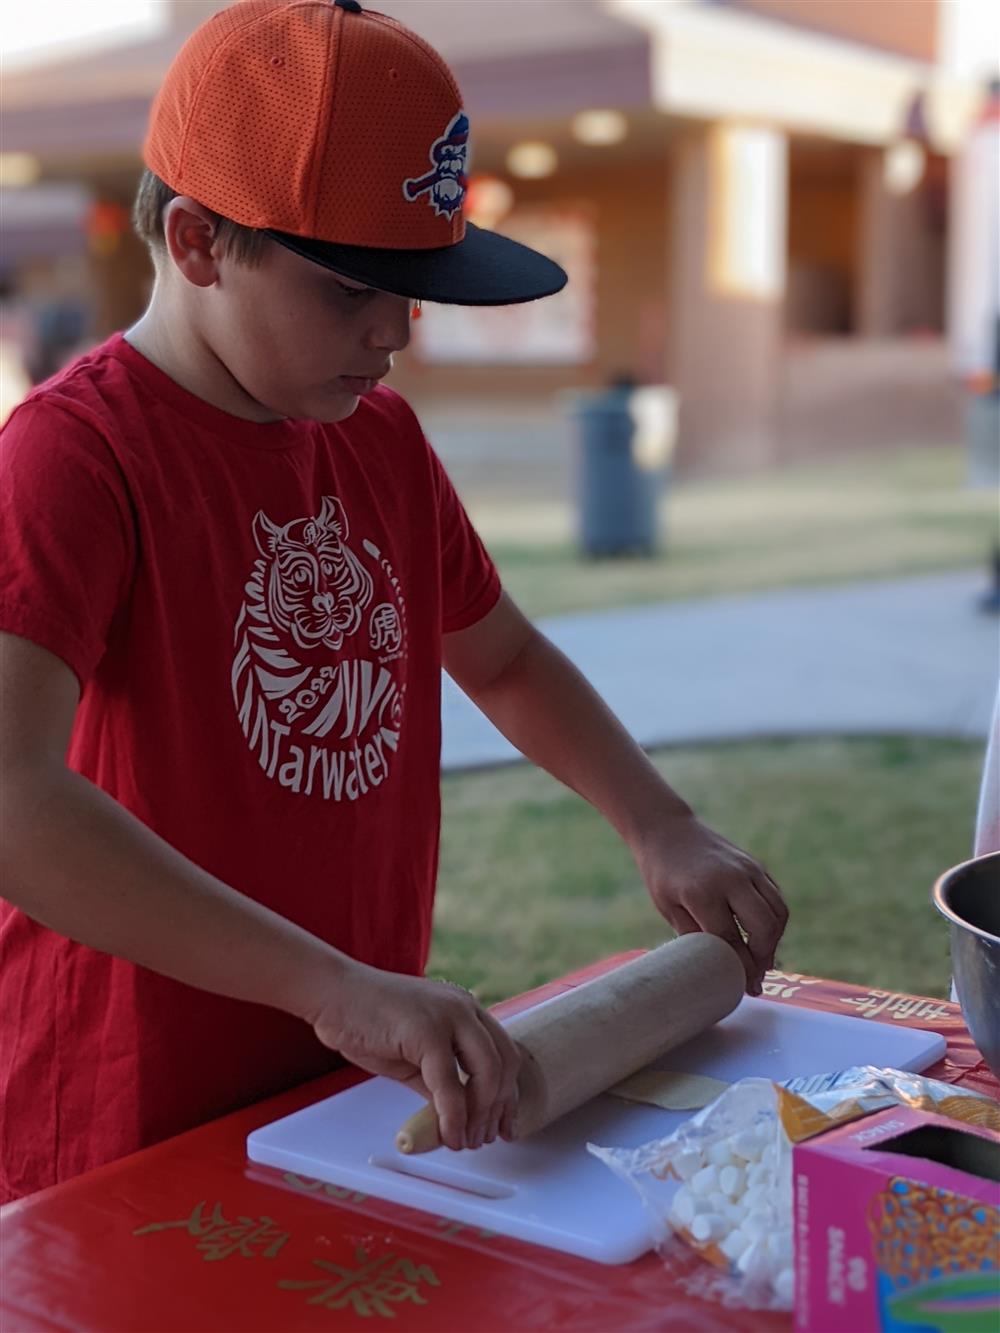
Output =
[{"x1": 132, "y1": 168, "x2": 267, "y2": 268}]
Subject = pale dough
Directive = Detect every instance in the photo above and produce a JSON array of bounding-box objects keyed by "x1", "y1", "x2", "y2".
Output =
[{"x1": 608, "y1": 1069, "x2": 729, "y2": 1111}]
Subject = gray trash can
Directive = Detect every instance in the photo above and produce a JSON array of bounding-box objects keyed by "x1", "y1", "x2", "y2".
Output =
[
  {"x1": 965, "y1": 389, "x2": 1000, "y2": 490},
  {"x1": 570, "y1": 383, "x2": 677, "y2": 557}
]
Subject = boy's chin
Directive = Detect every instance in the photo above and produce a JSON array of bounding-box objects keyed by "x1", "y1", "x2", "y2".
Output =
[
  {"x1": 283, "y1": 391, "x2": 362, "y2": 425},
  {"x1": 316, "y1": 396, "x2": 363, "y2": 424}
]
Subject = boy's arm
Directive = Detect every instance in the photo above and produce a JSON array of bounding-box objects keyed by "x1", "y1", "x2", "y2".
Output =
[
  {"x1": 443, "y1": 593, "x2": 788, "y2": 994},
  {"x1": 0, "y1": 631, "x2": 519, "y2": 1151}
]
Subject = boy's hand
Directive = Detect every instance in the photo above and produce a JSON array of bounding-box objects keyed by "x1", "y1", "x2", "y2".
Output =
[
  {"x1": 310, "y1": 965, "x2": 522, "y2": 1152},
  {"x1": 633, "y1": 812, "x2": 788, "y2": 995}
]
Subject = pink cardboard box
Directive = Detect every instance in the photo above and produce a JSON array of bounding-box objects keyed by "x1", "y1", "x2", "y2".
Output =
[{"x1": 793, "y1": 1105, "x2": 999, "y2": 1332}]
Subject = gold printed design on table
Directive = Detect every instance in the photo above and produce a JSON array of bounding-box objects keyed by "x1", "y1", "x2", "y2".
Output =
[
  {"x1": 278, "y1": 1246, "x2": 441, "y2": 1317},
  {"x1": 761, "y1": 971, "x2": 822, "y2": 1001},
  {"x1": 434, "y1": 1217, "x2": 498, "y2": 1241},
  {"x1": 133, "y1": 1199, "x2": 290, "y2": 1261},
  {"x1": 839, "y1": 990, "x2": 957, "y2": 1024}
]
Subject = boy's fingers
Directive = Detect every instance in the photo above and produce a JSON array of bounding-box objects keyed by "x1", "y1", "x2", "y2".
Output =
[
  {"x1": 452, "y1": 1012, "x2": 508, "y2": 1148},
  {"x1": 683, "y1": 896, "x2": 759, "y2": 992},
  {"x1": 477, "y1": 1011, "x2": 521, "y2": 1145},
  {"x1": 420, "y1": 1046, "x2": 468, "y2": 1151},
  {"x1": 478, "y1": 1011, "x2": 521, "y2": 1097},
  {"x1": 404, "y1": 1073, "x2": 433, "y2": 1103},
  {"x1": 498, "y1": 1102, "x2": 519, "y2": 1142},
  {"x1": 730, "y1": 883, "x2": 781, "y2": 985},
  {"x1": 754, "y1": 872, "x2": 789, "y2": 931},
  {"x1": 669, "y1": 905, "x2": 700, "y2": 936}
]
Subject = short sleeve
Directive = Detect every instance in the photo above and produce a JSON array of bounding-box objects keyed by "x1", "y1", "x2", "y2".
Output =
[
  {"x1": 0, "y1": 399, "x2": 136, "y2": 686},
  {"x1": 427, "y1": 447, "x2": 501, "y2": 634}
]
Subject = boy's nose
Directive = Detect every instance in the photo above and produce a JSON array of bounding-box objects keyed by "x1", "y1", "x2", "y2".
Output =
[{"x1": 364, "y1": 292, "x2": 412, "y2": 354}]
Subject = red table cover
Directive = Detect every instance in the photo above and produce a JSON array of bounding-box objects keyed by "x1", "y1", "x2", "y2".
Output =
[{"x1": 2, "y1": 958, "x2": 994, "y2": 1333}]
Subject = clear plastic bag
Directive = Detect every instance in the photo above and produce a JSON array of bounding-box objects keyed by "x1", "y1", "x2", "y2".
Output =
[{"x1": 588, "y1": 1065, "x2": 999, "y2": 1312}]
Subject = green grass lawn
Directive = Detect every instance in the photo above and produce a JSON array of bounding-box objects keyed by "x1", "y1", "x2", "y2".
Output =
[
  {"x1": 429, "y1": 735, "x2": 982, "y2": 1005},
  {"x1": 469, "y1": 446, "x2": 998, "y2": 619}
]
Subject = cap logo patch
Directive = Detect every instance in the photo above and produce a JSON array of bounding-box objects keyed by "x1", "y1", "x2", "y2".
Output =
[{"x1": 402, "y1": 111, "x2": 469, "y2": 218}]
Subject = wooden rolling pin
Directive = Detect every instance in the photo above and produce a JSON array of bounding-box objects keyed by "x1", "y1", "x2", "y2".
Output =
[{"x1": 395, "y1": 933, "x2": 745, "y2": 1154}]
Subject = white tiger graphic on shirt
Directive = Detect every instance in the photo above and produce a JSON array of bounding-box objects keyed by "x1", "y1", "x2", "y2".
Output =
[
  {"x1": 253, "y1": 494, "x2": 373, "y2": 652},
  {"x1": 231, "y1": 496, "x2": 407, "y2": 802}
]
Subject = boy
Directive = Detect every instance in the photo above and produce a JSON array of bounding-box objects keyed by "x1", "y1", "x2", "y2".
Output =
[{"x1": 0, "y1": 0, "x2": 787, "y2": 1203}]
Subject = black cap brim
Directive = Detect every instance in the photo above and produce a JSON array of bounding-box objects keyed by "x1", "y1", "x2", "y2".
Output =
[{"x1": 264, "y1": 221, "x2": 567, "y2": 306}]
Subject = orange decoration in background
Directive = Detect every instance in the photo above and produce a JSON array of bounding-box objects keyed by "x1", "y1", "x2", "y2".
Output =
[{"x1": 84, "y1": 200, "x2": 130, "y2": 257}]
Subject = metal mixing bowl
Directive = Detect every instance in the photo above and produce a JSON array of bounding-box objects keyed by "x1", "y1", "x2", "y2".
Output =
[{"x1": 932, "y1": 850, "x2": 1000, "y2": 1079}]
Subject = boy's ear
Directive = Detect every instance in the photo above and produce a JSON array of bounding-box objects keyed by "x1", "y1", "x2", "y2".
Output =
[{"x1": 161, "y1": 196, "x2": 222, "y2": 288}]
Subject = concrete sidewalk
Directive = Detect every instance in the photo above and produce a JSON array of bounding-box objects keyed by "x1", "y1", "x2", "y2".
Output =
[{"x1": 441, "y1": 570, "x2": 999, "y2": 771}]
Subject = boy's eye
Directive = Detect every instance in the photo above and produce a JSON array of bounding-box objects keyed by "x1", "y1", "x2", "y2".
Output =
[{"x1": 334, "y1": 279, "x2": 374, "y2": 301}]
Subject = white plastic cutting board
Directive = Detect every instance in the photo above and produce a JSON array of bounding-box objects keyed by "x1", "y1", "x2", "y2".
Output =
[{"x1": 247, "y1": 995, "x2": 945, "y2": 1265}]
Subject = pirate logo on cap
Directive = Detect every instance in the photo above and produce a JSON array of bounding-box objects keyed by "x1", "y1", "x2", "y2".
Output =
[{"x1": 403, "y1": 111, "x2": 469, "y2": 219}]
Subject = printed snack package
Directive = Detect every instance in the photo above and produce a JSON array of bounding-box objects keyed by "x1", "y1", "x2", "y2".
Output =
[{"x1": 793, "y1": 1106, "x2": 999, "y2": 1333}]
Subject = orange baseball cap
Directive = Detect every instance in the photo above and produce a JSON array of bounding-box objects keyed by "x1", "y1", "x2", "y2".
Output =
[{"x1": 143, "y1": 0, "x2": 567, "y2": 305}]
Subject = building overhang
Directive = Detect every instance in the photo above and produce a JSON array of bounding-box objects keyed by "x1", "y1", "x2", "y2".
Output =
[
  {"x1": 1, "y1": 0, "x2": 986, "y2": 171},
  {"x1": 609, "y1": 0, "x2": 982, "y2": 152}
]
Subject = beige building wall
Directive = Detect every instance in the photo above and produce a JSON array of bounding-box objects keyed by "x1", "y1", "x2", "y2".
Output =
[
  {"x1": 389, "y1": 160, "x2": 670, "y2": 407},
  {"x1": 734, "y1": 0, "x2": 940, "y2": 61}
]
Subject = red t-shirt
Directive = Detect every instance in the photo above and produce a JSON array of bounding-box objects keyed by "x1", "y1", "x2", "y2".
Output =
[{"x1": 0, "y1": 334, "x2": 500, "y2": 1201}]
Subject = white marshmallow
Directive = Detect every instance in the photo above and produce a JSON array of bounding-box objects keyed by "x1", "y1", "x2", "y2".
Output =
[
  {"x1": 706, "y1": 1139, "x2": 735, "y2": 1167},
  {"x1": 719, "y1": 1227, "x2": 751, "y2": 1264},
  {"x1": 737, "y1": 1238, "x2": 773, "y2": 1283},
  {"x1": 718, "y1": 1164, "x2": 746, "y2": 1199},
  {"x1": 691, "y1": 1212, "x2": 727, "y2": 1244},
  {"x1": 746, "y1": 1162, "x2": 772, "y2": 1189},
  {"x1": 730, "y1": 1129, "x2": 763, "y2": 1162},
  {"x1": 670, "y1": 1187, "x2": 696, "y2": 1228},
  {"x1": 673, "y1": 1149, "x2": 703, "y2": 1181},
  {"x1": 773, "y1": 1267, "x2": 795, "y2": 1307},
  {"x1": 743, "y1": 1207, "x2": 778, "y2": 1241},
  {"x1": 743, "y1": 1184, "x2": 776, "y2": 1217},
  {"x1": 691, "y1": 1164, "x2": 719, "y2": 1196}
]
